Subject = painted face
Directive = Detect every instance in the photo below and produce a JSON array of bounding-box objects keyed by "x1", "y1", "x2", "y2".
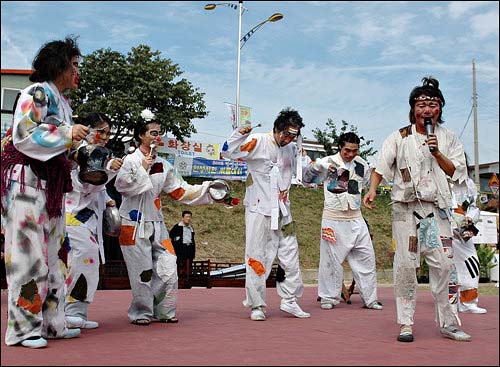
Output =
[
  {"x1": 414, "y1": 94, "x2": 441, "y2": 127},
  {"x1": 140, "y1": 123, "x2": 163, "y2": 148},
  {"x1": 340, "y1": 142, "x2": 359, "y2": 163},
  {"x1": 61, "y1": 56, "x2": 80, "y2": 90},
  {"x1": 274, "y1": 126, "x2": 299, "y2": 147},
  {"x1": 89, "y1": 122, "x2": 111, "y2": 147}
]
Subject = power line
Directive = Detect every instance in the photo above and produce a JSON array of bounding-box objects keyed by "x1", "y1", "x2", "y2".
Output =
[{"x1": 458, "y1": 106, "x2": 474, "y2": 139}]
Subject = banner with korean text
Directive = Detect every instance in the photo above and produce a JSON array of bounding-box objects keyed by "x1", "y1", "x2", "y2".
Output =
[
  {"x1": 158, "y1": 137, "x2": 220, "y2": 160},
  {"x1": 173, "y1": 156, "x2": 247, "y2": 181}
]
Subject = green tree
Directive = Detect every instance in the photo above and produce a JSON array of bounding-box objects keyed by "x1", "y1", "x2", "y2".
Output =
[
  {"x1": 312, "y1": 118, "x2": 376, "y2": 160},
  {"x1": 69, "y1": 45, "x2": 207, "y2": 142}
]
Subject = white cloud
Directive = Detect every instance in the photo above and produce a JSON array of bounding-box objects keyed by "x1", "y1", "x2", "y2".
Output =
[
  {"x1": 448, "y1": 1, "x2": 492, "y2": 19},
  {"x1": 470, "y1": 10, "x2": 499, "y2": 38}
]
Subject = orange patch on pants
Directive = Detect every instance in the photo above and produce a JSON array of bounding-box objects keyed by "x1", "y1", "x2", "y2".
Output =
[
  {"x1": 162, "y1": 238, "x2": 176, "y2": 255},
  {"x1": 248, "y1": 258, "x2": 266, "y2": 276},
  {"x1": 17, "y1": 294, "x2": 42, "y2": 314},
  {"x1": 119, "y1": 225, "x2": 136, "y2": 246},
  {"x1": 460, "y1": 288, "x2": 478, "y2": 303}
]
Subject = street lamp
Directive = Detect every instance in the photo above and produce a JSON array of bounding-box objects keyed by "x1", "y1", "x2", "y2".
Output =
[{"x1": 205, "y1": 1, "x2": 283, "y2": 128}]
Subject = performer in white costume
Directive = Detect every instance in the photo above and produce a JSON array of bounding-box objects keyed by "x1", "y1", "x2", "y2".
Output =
[
  {"x1": 65, "y1": 112, "x2": 123, "y2": 329},
  {"x1": 448, "y1": 175, "x2": 487, "y2": 314},
  {"x1": 303, "y1": 132, "x2": 382, "y2": 311},
  {"x1": 364, "y1": 77, "x2": 471, "y2": 343},
  {"x1": 221, "y1": 108, "x2": 310, "y2": 321},
  {"x1": 1, "y1": 37, "x2": 88, "y2": 348},
  {"x1": 115, "y1": 110, "x2": 227, "y2": 325}
]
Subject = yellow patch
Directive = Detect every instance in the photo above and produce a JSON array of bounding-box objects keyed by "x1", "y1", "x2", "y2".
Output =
[{"x1": 66, "y1": 212, "x2": 82, "y2": 226}]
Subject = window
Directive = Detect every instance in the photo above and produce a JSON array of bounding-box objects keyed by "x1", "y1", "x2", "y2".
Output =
[{"x1": 1, "y1": 88, "x2": 21, "y2": 112}]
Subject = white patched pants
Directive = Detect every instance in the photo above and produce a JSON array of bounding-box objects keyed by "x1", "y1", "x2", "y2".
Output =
[
  {"x1": 392, "y1": 201, "x2": 460, "y2": 328},
  {"x1": 242, "y1": 210, "x2": 304, "y2": 309},
  {"x1": 318, "y1": 217, "x2": 378, "y2": 307}
]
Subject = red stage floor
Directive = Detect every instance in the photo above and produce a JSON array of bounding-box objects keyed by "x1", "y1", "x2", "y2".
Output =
[{"x1": 1, "y1": 286, "x2": 498, "y2": 366}]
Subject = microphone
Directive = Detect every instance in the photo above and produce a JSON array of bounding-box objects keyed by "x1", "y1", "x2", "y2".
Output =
[{"x1": 424, "y1": 117, "x2": 435, "y2": 152}]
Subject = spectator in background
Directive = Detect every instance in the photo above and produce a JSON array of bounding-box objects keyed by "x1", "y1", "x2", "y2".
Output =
[{"x1": 170, "y1": 211, "x2": 196, "y2": 276}]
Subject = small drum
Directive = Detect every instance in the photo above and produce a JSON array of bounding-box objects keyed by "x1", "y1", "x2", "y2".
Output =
[
  {"x1": 77, "y1": 144, "x2": 111, "y2": 185},
  {"x1": 103, "y1": 206, "x2": 121, "y2": 237}
]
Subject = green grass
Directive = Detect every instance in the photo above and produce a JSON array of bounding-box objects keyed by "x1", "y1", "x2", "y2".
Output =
[{"x1": 162, "y1": 180, "x2": 394, "y2": 269}]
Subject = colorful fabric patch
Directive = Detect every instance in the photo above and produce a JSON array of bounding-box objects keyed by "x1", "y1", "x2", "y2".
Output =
[
  {"x1": 119, "y1": 225, "x2": 136, "y2": 246},
  {"x1": 17, "y1": 279, "x2": 42, "y2": 314},
  {"x1": 168, "y1": 187, "x2": 185, "y2": 201},
  {"x1": 460, "y1": 288, "x2": 478, "y2": 303},
  {"x1": 154, "y1": 196, "x2": 161, "y2": 210},
  {"x1": 150, "y1": 162, "x2": 164, "y2": 175},
  {"x1": 465, "y1": 256, "x2": 480, "y2": 279},
  {"x1": 129, "y1": 209, "x2": 142, "y2": 222},
  {"x1": 75, "y1": 207, "x2": 95, "y2": 223},
  {"x1": 161, "y1": 238, "x2": 176, "y2": 255},
  {"x1": 240, "y1": 138, "x2": 257, "y2": 152},
  {"x1": 248, "y1": 258, "x2": 266, "y2": 276},
  {"x1": 70, "y1": 274, "x2": 88, "y2": 302},
  {"x1": 58, "y1": 234, "x2": 70, "y2": 267},
  {"x1": 321, "y1": 227, "x2": 336, "y2": 243},
  {"x1": 140, "y1": 269, "x2": 153, "y2": 283},
  {"x1": 66, "y1": 212, "x2": 82, "y2": 226}
]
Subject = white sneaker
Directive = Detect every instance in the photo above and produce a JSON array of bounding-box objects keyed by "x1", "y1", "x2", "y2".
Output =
[
  {"x1": 250, "y1": 307, "x2": 266, "y2": 321},
  {"x1": 66, "y1": 316, "x2": 99, "y2": 329},
  {"x1": 459, "y1": 305, "x2": 487, "y2": 314},
  {"x1": 63, "y1": 328, "x2": 81, "y2": 339},
  {"x1": 367, "y1": 301, "x2": 384, "y2": 310},
  {"x1": 21, "y1": 337, "x2": 47, "y2": 349},
  {"x1": 440, "y1": 325, "x2": 471, "y2": 342},
  {"x1": 280, "y1": 301, "x2": 310, "y2": 318},
  {"x1": 320, "y1": 303, "x2": 333, "y2": 310}
]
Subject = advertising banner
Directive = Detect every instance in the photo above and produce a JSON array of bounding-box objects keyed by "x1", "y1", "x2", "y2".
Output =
[
  {"x1": 158, "y1": 137, "x2": 220, "y2": 160},
  {"x1": 173, "y1": 156, "x2": 247, "y2": 181}
]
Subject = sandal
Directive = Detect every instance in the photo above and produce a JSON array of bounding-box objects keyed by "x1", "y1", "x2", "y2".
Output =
[
  {"x1": 160, "y1": 317, "x2": 179, "y2": 323},
  {"x1": 132, "y1": 319, "x2": 150, "y2": 326}
]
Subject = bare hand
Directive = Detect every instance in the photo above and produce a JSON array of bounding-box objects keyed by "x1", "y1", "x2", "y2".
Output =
[
  {"x1": 425, "y1": 134, "x2": 439, "y2": 155},
  {"x1": 363, "y1": 190, "x2": 377, "y2": 209},
  {"x1": 238, "y1": 126, "x2": 252, "y2": 135},
  {"x1": 110, "y1": 158, "x2": 123, "y2": 171},
  {"x1": 106, "y1": 200, "x2": 116, "y2": 207},
  {"x1": 142, "y1": 154, "x2": 154, "y2": 170},
  {"x1": 72, "y1": 124, "x2": 90, "y2": 142}
]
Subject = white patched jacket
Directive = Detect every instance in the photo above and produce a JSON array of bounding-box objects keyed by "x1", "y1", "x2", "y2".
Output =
[{"x1": 221, "y1": 130, "x2": 299, "y2": 230}]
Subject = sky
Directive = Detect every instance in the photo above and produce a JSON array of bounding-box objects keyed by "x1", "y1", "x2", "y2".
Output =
[{"x1": 1, "y1": 1, "x2": 499, "y2": 165}]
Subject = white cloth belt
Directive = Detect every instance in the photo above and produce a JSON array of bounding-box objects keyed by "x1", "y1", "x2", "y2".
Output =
[
  {"x1": 270, "y1": 163, "x2": 288, "y2": 230},
  {"x1": 96, "y1": 191, "x2": 106, "y2": 264}
]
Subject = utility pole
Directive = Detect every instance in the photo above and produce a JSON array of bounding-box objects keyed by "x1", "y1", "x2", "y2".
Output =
[{"x1": 472, "y1": 59, "x2": 480, "y2": 189}]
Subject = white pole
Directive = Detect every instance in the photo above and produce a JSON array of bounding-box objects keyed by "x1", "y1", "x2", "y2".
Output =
[
  {"x1": 472, "y1": 58, "x2": 480, "y2": 189},
  {"x1": 236, "y1": 1, "x2": 243, "y2": 128}
]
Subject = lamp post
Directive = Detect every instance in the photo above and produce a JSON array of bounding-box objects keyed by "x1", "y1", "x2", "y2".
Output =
[{"x1": 204, "y1": 1, "x2": 283, "y2": 128}]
